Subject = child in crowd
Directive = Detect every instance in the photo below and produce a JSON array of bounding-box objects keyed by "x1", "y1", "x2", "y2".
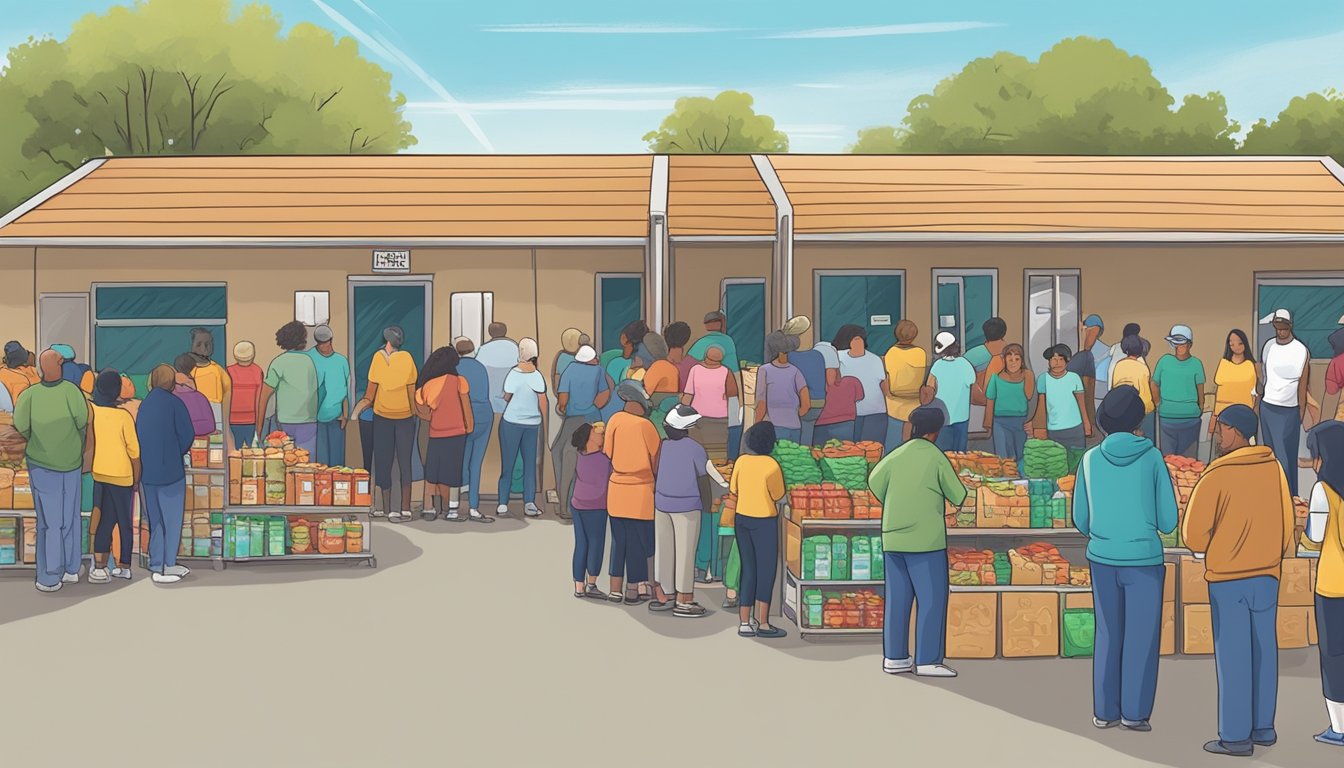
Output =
[{"x1": 570, "y1": 422, "x2": 611, "y2": 599}]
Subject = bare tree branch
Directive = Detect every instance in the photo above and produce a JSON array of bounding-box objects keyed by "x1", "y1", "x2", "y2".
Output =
[
  {"x1": 316, "y1": 88, "x2": 342, "y2": 112},
  {"x1": 38, "y1": 148, "x2": 76, "y2": 172}
]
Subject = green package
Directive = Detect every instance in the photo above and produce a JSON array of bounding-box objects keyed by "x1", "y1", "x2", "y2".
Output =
[{"x1": 1062, "y1": 608, "x2": 1096, "y2": 657}]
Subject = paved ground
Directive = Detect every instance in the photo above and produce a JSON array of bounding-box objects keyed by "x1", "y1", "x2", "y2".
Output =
[{"x1": 0, "y1": 509, "x2": 1336, "y2": 768}]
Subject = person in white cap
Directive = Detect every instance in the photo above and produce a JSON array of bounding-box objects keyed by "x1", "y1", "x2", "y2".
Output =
[
  {"x1": 650, "y1": 404, "x2": 728, "y2": 617},
  {"x1": 497, "y1": 338, "x2": 547, "y2": 517},
  {"x1": 926, "y1": 332, "x2": 976, "y2": 452},
  {"x1": 1258, "y1": 309, "x2": 1310, "y2": 496},
  {"x1": 554, "y1": 344, "x2": 610, "y2": 518},
  {"x1": 1152, "y1": 324, "x2": 1205, "y2": 459}
]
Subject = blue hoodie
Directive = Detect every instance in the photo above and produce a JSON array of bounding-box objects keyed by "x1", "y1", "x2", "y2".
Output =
[
  {"x1": 136, "y1": 388, "x2": 195, "y2": 487},
  {"x1": 1072, "y1": 432, "x2": 1178, "y2": 567}
]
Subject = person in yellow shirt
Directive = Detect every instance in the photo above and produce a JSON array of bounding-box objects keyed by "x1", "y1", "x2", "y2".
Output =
[
  {"x1": 727, "y1": 421, "x2": 786, "y2": 639},
  {"x1": 1306, "y1": 421, "x2": 1344, "y2": 746},
  {"x1": 87, "y1": 370, "x2": 140, "y2": 583},
  {"x1": 0, "y1": 341, "x2": 40, "y2": 405},
  {"x1": 1110, "y1": 334, "x2": 1156, "y2": 441},
  {"x1": 188, "y1": 328, "x2": 232, "y2": 445},
  {"x1": 883, "y1": 320, "x2": 928, "y2": 453},
  {"x1": 1209, "y1": 329, "x2": 1259, "y2": 456},
  {"x1": 353, "y1": 326, "x2": 419, "y2": 521}
]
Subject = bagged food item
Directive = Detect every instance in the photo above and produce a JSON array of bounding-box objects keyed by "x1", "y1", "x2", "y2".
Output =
[
  {"x1": 1023, "y1": 439, "x2": 1069, "y2": 480},
  {"x1": 13, "y1": 470, "x2": 33, "y2": 510},
  {"x1": 819, "y1": 456, "x2": 870, "y2": 490},
  {"x1": 345, "y1": 520, "x2": 364, "y2": 553},
  {"x1": 332, "y1": 471, "x2": 352, "y2": 506},
  {"x1": 290, "y1": 519, "x2": 314, "y2": 554},
  {"x1": 318, "y1": 519, "x2": 346, "y2": 554},
  {"x1": 769, "y1": 440, "x2": 823, "y2": 487}
]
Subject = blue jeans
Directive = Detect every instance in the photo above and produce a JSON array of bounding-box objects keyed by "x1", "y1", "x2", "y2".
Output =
[
  {"x1": 462, "y1": 407, "x2": 493, "y2": 509},
  {"x1": 800, "y1": 405, "x2": 823, "y2": 447},
  {"x1": 230, "y1": 425, "x2": 256, "y2": 450},
  {"x1": 883, "y1": 550, "x2": 949, "y2": 665},
  {"x1": 1160, "y1": 416, "x2": 1200, "y2": 459},
  {"x1": 1260, "y1": 403, "x2": 1301, "y2": 497},
  {"x1": 856, "y1": 414, "x2": 886, "y2": 444},
  {"x1": 814, "y1": 420, "x2": 856, "y2": 446},
  {"x1": 1091, "y1": 561, "x2": 1164, "y2": 723},
  {"x1": 935, "y1": 421, "x2": 969, "y2": 452},
  {"x1": 991, "y1": 415, "x2": 1028, "y2": 461},
  {"x1": 727, "y1": 424, "x2": 742, "y2": 461},
  {"x1": 30, "y1": 466, "x2": 82, "y2": 588},
  {"x1": 772, "y1": 426, "x2": 802, "y2": 443},
  {"x1": 572, "y1": 508, "x2": 607, "y2": 581},
  {"x1": 883, "y1": 417, "x2": 906, "y2": 454},
  {"x1": 736, "y1": 515, "x2": 779, "y2": 605},
  {"x1": 497, "y1": 420, "x2": 539, "y2": 504},
  {"x1": 609, "y1": 517, "x2": 653, "y2": 582},
  {"x1": 315, "y1": 420, "x2": 345, "y2": 467},
  {"x1": 1209, "y1": 576, "x2": 1280, "y2": 747},
  {"x1": 143, "y1": 480, "x2": 186, "y2": 573}
]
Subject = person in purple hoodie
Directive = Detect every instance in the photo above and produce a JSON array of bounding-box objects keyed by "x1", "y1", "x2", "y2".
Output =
[
  {"x1": 174, "y1": 353, "x2": 218, "y2": 437},
  {"x1": 651, "y1": 404, "x2": 729, "y2": 617},
  {"x1": 137, "y1": 364, "x2": 196, "y2": 584},
  {"x1": 570, "y1": 422, "x2": 611, "y2": 600}
]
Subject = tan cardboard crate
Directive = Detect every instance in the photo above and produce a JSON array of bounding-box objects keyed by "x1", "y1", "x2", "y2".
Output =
[
  {"x1": 1279, "y1": 558, "x2": 1313, "y2": 607},
  {"x1": 947, "y1": 593, "x2": 998, "y2": 659},
  {"x1": 1184, "y1": 604, "x2": 1213, "y2": 655},
  {"x1": 1161, "y1": 601, "x2": 1176, "y2": 656},
  {"x1": 1064, "y1": 592, "x2": 1094, "y2": 610},
  {"x1": 1181, "y1": 556, "x2": 1209, "y2": 604},
  {"x1": 1164, "y1": 563, "x2": 1176, "y2": 603},
  {"x1": 1278, "y1": 606, "x2": 1310, "y2": 649},
  {"x1": 1001, "y1": 592, "x2": 1059, "y2": 658}
]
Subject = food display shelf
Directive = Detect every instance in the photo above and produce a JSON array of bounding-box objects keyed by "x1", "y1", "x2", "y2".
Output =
[{"x1": 946, "y1": 527, "x2": 1084, "y2": 537}]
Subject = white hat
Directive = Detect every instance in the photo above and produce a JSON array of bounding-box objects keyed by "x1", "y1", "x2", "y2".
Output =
[
  {"x1": 518, "y1": 338, "x2": 538, "y2": 362},
  {"x1": 1260, "y1": 308, "x2": 1292, "y2": 325},
  {"x1": 665, "y1": 404, "x2": 702, "y2": 431},
  {"x1": 574, "y1": 345, "x2": 597, "y2": 363},
  {"x1": 934, "y1": 331, "x2": 957, "y2": 355}
]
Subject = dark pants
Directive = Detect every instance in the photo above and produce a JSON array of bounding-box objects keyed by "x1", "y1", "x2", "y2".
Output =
[
  {"x1": 736, "y1": 515, "x2": 778, "y2": 606},
  {"x1": 1260, "y1": 403, "x2": 1301, "y2": 497},
  {"x1": 1139, "y1": 412, "x2": 1157, "y2": 443},
  {"x1": 727, "y1": 424, "x2": 742, "y2": 461},
  {"x1": 800, "y1": 404, "x2": 823, "y2": 446},
  {"x1": 462, "y1": 406, "x2": 493, "y2": 509},
  {"x1": 1210, "y1": 576, "x2": 1280, "y2": 747},
  {"x1": 991, "y1": 415, "x2": 1028, "y2": 461},
  {"x1": 1160, "y1": 416, "x2": 1201, "y2": 459},
  {"x1": 373, "y1": 415, "x2": 416, "y2": 492},
  {"x1": 814, "y1": 420, "x2": 856, "y2": 447},
  {"x1": 856, "y1": 413, "x2": 886, "y2": 444},
  {"x1": 315, "y1": 419, "x2": 345, "y2": 467},
  {"x1": 359, "y1": 418, "x2": 373, "y2": 470},
  {"x1": 1317, "y1": 594, "x2": 1344, "y2": 702},
  {"x1": 496, "y1": 420, "x2": 539, "y2": 504},
  {"x1": 92, "y1": 481, "x2": 134, "y2": 567},
  {"x1": 1091, "y1": 561, "x2": 1164, "y2": 723},
  {"x1": 773, "y1": 426, "x2": 802, "y2": 443},
  {"x1": 935, "y1": 421, "x2": 969, "y2": 452},
  {"x1": 609, "y1": 517, "x2": 653, "y2": 582},
  {"x1": 572, "y1": 508, "x2": 607, "y2": 581},
  {"x1": 883, "y1": 549, "x2": 949, "y2": 665},
  {"x1": 230, "y1": 425, "x2": 256, "y2": 450},
  {"x1": 883, "y1": 417, "x2": 906, "y2": 454}
]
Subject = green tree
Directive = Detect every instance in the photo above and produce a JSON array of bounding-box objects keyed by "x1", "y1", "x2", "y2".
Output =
[
  {"x1": 1242, "y1": 90, "x2": 1344, "y2": 162},
  {"x1": 644, "y1": 90, "x2": 788, "y2": 153},
  {"x1": 0, "y1": 0, "x2": 416, "y2": 213},
  {"x1": 850, "y1": 37, "x2": 1238, "y2": 154}
]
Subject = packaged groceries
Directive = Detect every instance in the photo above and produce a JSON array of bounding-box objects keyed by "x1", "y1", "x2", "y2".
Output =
[
  {"x1": 770, "y1": 440, "x2": 823, "y2": 487},
  {"x1": 818, "y1": 455, "x2": 870, "y2": 490},
  {"x1": 1023, "y1": 440, "x2": 1069, "y2": 480},
  {"x1": 945, "y1": 451, "x2": 1019, "y2": 479}
]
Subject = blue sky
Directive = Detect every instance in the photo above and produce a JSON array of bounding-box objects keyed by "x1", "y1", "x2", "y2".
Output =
[{"x1": 4, "y1": 0, "x2": 1344, "y2": 153}]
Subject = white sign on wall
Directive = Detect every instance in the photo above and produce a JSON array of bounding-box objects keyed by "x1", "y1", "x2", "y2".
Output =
[
  {"x1": 372, "y1": 250, "x2": 411, "y2": 273},
  {"x1": 870, "y1": 314, "x2": 892, "y2": 326}
]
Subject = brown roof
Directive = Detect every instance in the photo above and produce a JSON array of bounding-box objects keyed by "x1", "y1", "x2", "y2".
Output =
[
  {"x1": 666, "y1": 155, "x2": 775, "y2": 236},
  {"x1": 0, "y1": 155, "x2": 654, "y2": 239},
  {"x1": 768, "y1": 155, "x2": 1344, "y2": 235}
]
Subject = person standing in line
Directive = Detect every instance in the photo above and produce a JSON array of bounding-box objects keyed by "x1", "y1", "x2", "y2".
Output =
[
  {"x1": 1111, "y1": 334, "x2": 1157, "y2": 442},
  {"x1": 88, "y1": 370, "x2": 140, "y2": 583},
  {"x1": 352, "y1": 326, "x2": 418, "y2": 522},
  {"x1": 883, "y1": 320, "x2": 927, "y2": 453},
  {"x1": 50, "y1": 343, "x2": 93, "y2": 394},
  {"x1": 727, "y1": 421, "x2": 787, "y2": 638},
  {"x1": 186, "y1": 328, "x2": 231, "y2": 443},
  {"x1": 1209, "y1": 330, "x2": 1259, "y2": 457},
  {"x1": 552, "y1": 328, "x2": 583, "y2": 392},
  {"x1": 664, "y1": 322, "x2": 697, "y2": 394},
  {"x1": 570, "y1": 422, "x2": 611, "y2": 600},
  {"x1": 983, "y1": 344, "x2": 1035, "y2": 462},
  {"x1": 604, "y1": 382, "x2": 660, "y2": 604},
  {"x1": 813, "y1": 367, "x2": 864, "y2": 446},
  {"x1": 135, "y1": 365, "x2": 195, "y2": 585},
  {"x1": 927, "y1": 332, "x2": 976, "y2": 453},
  {"x1": 1105, "y1": 323, "x2": 1150, "y2": 387},
  {"x1": 0, "y1": 341, "x2": 39, "y2": 404},
  {"x1": 1258, "y1": 309, "x2": 1310, "y2": 497},
  {"x1": 833, "y1": 325, "x2": 888, "y2": 445},
  {"x1": 15, "y1": 349, "x2": 92, "y2": 592},
  {"x1": 1034, "y1": 345, "x2": 1092, "y2": 471},
  {"x1": 650, "y1": 404, "x2": 727, "y2": 617},
  {"x1": 476, "y1": 322, "x2": 521, "y2": 416},
  {"x1": 966, "y1": 317, "x2": 1008, "y2": 405},
  {"x1": 1068, "y1": 315, "x2": 1106, "y2": 435},
  {"x1": 496, "y1": 339, "x2": 548, "y2": 518},
  {"x1": 1182, "y1": 405, "x2": 1294, "y2": 757},
  {"x1": 226, "y1": 341, "x2": 263, "y2": 448},
  {"x1": 306, "y1": 325, "x2": 351, "y2": 468},
  {"x1": 686, "y1": 311, "x2": 743, "y2": 460},
  {"x1": 454, "y1": 338, "x2": 495, "y2": 523},
  {"x1": 254, "y1": 322, "x2": 319, "y2": 454},
  {"x1": 554, "y1": 345, "x2": 610, "y2": 521},
  {"x1": 781, "y1": 316, "x2": 826, "y2": 445},
  {"x1": 754, "y1": 331, "x2": 810, "y2": 444},
  {"x1": 1320, "y1": 326, "x2": 1344, "y2": 427},
  {"x1": 414, "y1": 346, "x2": 473, "y2": 521},
  {"x1": 684, "y1": 344, "x2": 735, "y2": 584},
  {"x1": 1152, "y1": 324, "x2": 1206, "y2": 459},
  {"x1": 172, "y1": 354, "x2": 217, "y2": 438},
  {"x1": 1305, "y1": 421, "x2": 1344, "y2": 747},
  {"x1": 638, "y1": 332, "x2": 680, "y2": 430},
  {"x1": 1087, "y1": 316, "x2": 1114, "y2": 403},
  {"x1": 869, "y1": 405, "x2": 967, "y2": 676},
  {"x1": 1073, "y1": 385, "x2": 1178, "y2": 732}
]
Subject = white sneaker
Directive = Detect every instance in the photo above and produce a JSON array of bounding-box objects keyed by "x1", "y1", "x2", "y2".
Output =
[
  {"x1": 61, "y1": 572, "x2": 80, "y2": 584},
  {"x1": 369, "y1": 509, "x2": 387, "y2": 518},
  {"x1": 448, "y1": 501, "x2": 460, "y2": 511},
  {"x1": 915, "y1": 664, "x2": 958, "y2": 678},
  {"x1": 151, "y1": 572, "x2": 182, "y2": 584},
  {"x1": 496, "y1": 504, "x2": 510, "y2": 516},
  {"x1": 165, "y1": 565, "x2": 191, "y2": 577},
  {"x1": 111, "y1": 568, "x2": 132, "y2": 581},
  {"x1": 391, "y1": 510, "x2": 411, "y2": 522},
  {"x1": 443, "y1": 511, "x2": 460, "y2": 521},
  {"x1": 883, "y1": 657, "x2": 914, "y2": 675},
  {"x1": 524, "y1": 503, "x2": 542, "y2": 517},
  {"x1": 35, "y1": 581, "x2": 62, "y2": 593},
  {"x1": 88, "y1": 568, "x2": 111, "y2": 584}
]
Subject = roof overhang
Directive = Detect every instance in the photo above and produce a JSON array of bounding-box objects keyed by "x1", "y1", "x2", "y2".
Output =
[
  {"x1": 668, "y1": 235, "x2": 776, "y2": 244},
  {"x1": 791, "y1": 232, "x2": 1344, "y2": 244},
  {"x1": 0, "y1": 236, "x2": 648, "y2": 248}
]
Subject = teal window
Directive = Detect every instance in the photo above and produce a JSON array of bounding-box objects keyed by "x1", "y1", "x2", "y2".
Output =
[
  {"x1": 351, "y1": 283, "x2": 429, "y2": 397},
  {"x1": 92, "y1": 283, "x2": 227, "y2": 397},
  {"x1": 598, "y1": 274, "x2": 643, "y2": 353},
  {"x1": 1256, "y1": 280, "x2": 1344, "y2": 359},
  {"x1": 935, "y1": 271, "x2": 998, "y2": 349},
  {"x1": 816, "y1": 272, "x2": 904, "y2": 355},
  {"x1": 723, "y1": 279, "x2": 766, "y2": 365}
]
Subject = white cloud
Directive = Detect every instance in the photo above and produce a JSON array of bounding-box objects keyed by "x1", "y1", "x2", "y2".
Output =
[
  {"x1": 308, "y1": 0, "x2": 495, "y2": 152},
  {"x1": 528, "y1": 85, "x2": 720, "y2": 96},
  {"x1": 409, "y1": 98, "x2": 676, "y2": 113},
  {"x1": 482, "y1": 23, "x2": 735, "y2": 34},
  {"x1": 761, "y1": 21, "x2": 1001, "y2": 40}
]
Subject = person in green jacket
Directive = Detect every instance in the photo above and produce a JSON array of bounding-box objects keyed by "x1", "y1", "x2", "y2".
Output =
[
  {"x1": 15, "y1": 349, "x2": 92, "y2": 592},
  {"x1": 1073, "y1": 385, "x2": 1178, "y2": 732},
  {"x1": 868, "y1": 406, "x2": 967, "y2": 679}
]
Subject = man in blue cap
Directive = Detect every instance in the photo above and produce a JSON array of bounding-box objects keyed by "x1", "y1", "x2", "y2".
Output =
[
  {"x1": 51, "y1": 343, "x2": 92, "y2": 394},
  {"x1": 1152, "y1": 324, "x2": 1206, "y2": 458}
]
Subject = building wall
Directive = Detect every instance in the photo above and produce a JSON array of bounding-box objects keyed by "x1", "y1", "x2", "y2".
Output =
[
  {"x1": 669, "y1": 243, "x2": 774, "y2": 328},
  {"x1": 0, "y1": 246, "x2": 36, "y2": 346}
]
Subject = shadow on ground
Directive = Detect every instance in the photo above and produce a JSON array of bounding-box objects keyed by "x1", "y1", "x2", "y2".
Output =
[{"x1": 0, "y1": 572, "x2": 136, "y2": 628}]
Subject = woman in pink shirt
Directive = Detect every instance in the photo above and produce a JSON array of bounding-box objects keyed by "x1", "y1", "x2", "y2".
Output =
[{"x1": 682, "y1": 345, "x2": 738, "y2": 461}]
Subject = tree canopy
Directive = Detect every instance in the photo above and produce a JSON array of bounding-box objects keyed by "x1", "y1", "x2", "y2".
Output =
[
  {"x1": 1242, "y1": 90, "x2": 1344, "y2": 160},
  {"x1": 0, "y1": 0, "x2": 416, "y2": 213},
  {"x1": 644, "y1": 90, "x2": 788, "y2": 153}
]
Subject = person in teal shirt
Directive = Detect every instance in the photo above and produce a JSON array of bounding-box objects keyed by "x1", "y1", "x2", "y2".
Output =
[
  {"x1": 1035, "y1": 345, "x2": 1092, "y2": 470},
  {"x1": 983, "y1": 343, "x2": 1035, "y2": 461},
  {"x1": 306, "y1": 324, "x2": 351, "y2": 467},
  {"x1": 1152, "y1": 324, "x2": 1206, "y2": 459},
  {"x1": 927, "y1": 332, "x2": 976, "y2": 452},
  {"x1": 868, "y1": 406, "x2": 967, "y2": 678}
]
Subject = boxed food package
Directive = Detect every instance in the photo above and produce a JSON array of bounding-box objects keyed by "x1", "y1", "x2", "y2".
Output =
[
  {"x1": 248, "y1": 518, "x2": 265, "y2": 558},
  {"x1": 208, "y1": 431, "x2": 225, "y2": 469},
  {"x1": 1161, "y1": 601, "x2": 1176, "y2": 655},
  {"x1": 229, "y1": 453, "x2": 243, "y2": 482},
  {"x1": 228, "y1": 479, "x2": 241, "y2": 506},
  {"x1": 0, "y1": 516, "x2": 17, "y2": 564},
  {"x1": 1061, "y1": 607, "x2": 1095, "y2": 658},
  {"x1": 946, "y1": 593, "x2": 997, "y2": 659},
  {"x1": 332, "y1": 472, "x2": 352, "y2": 506},
  {"x1": 267, "y1": 518, "x2": 286, "y2": 557},
  {"x1": 0, "y1": 467, "x2": 14, "y2": 509},
  {"x1": 802, "y1": 589, "x2": 824, "y2": 628},
  {"x1": 1184, "y1": 604, "x2": 1214, "y2": 654},
  {"x1": 1180, "y1": 556, "x2": 1209, "y2": 604},
  {"x1": 977, "y1": 481, "x2": 1030, "y2": 529},
  {"x1": 21, "y1": 518, "x2": 36, "y2": 563},
  {"x1": 240, "y1": 478, "x2": 262, "y2": 506},
  {"x1": 13, "y1": 470, "x2": 33, "y2": 510},
  {"x1": 1279, "y1": 558, "x2": 1313, "y2": 607},
  {"x1": 353, "y1": 470, "x2": 372, "y2": 507},
  {"x1": 1278, "y1": 606, "x2": 1311, "y2": 649},
  {"x1": 190, "y1": 437, "x2": 208, "y2": 468},
  {"x1": 315, "y1": 470, "x2": 334, "y2": 507},
  {"x1": 1001, "y1": 592, "x2": 1060, "y2": 658},
  {"x1": 193, "y1": 483, "x2": 209, "y2": 513}
]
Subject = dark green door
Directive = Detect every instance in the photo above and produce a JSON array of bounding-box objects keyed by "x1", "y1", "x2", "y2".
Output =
[
  {"x1": 818, "y1": 273, "x2": 903, "y2": 355},
  {"x1": 724, "y1": 281, "x2": 766, "y2": 366},
  {"x1": 352, "y1": 281, "x2": 429, "y2": 481},
  {"x1": 599, "y1": 276, "x2": 643, "y2": 353}
]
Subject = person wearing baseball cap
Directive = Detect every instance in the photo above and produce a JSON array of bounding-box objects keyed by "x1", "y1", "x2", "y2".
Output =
[
  {"x1": 1259, "y1": 308, "x2": 1310, "y2": 496},
  {"x1": 650, "y1": 404, "x2": 728, "y2": 617},
  {"x1": 496, "y1": 338, "x2": 548, "y2": 518},
  {"x1": 305, "y1": 324, "x2": 351, "y2": 467},
  {"x1": 1182, "y1": 403, "x2": 1295, "y2": 757},
  {"x1": 226, "y1": 340, "x2": 262, "y2": 449},
  {"x1": 928, "y1": 332, "x2": 976, "y2": 452},
  {"x1": 554, "y1": 343, "x2": 610, "y2": 521},
  {"x1": 0, "y1": 341, "x2": 39, "y2": 405},
  {"x1": 1152, "y1": 324, "x2": 1206, "y2": 459}
]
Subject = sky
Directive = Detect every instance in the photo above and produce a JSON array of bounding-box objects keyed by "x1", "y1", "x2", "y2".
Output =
[{"x1": 4, "y1": 0, "x2": 1344, "y2": 154}]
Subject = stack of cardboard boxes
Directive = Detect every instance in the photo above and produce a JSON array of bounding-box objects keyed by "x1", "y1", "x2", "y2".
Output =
[{"x1": 1181, "y1": 555, "x2": 1316, "y2": 654}]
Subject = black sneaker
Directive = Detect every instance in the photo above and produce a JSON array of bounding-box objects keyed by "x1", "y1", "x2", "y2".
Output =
[
  {"x1": 648, "y1": 599, "x2": 675, "y2": 612},
  {"x1": 583, "y1": 584, "x2": 607, "y2": 600},
  {"x1": 673, "y1": 602, "x2": 708, "y2": 618}
]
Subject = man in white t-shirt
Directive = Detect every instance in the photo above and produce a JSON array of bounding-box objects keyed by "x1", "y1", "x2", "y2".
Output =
[{"x1": 1258, "y1": 308, "x2": 1310, "y2": 496}]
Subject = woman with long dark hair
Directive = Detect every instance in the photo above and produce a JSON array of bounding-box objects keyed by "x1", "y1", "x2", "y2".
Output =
[
  {"x1": 728, "y1": 421, "x2": 787, "y2": 638},
  {"x1": 414, "y1": 346, "x2": 474, "y2": 521},
  {"x1": 88, "y1": 369, "x2": 141, "y2": 583},
  {"x1": 1306, "y1": 421, "x2": 1344, "y2": 746},
  {"x1": 1209, "y1": 330, "x2": 1259, "y2": 454}
]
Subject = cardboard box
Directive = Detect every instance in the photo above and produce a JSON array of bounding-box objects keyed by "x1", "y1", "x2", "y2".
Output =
[
  {"x1": 1312, "y1": 559, "x2": 1319, "y2": 596},
  {"x1": 1181, "y1": 556, "x2": 1208, "y2": 604},
  {"x1": 947, "y1": 593, "x2": 998, "y2": 659},
  {"x1": 1278, "y1": 606, "x2": 1310, "y2": 649},
  {"x1": 784, "y1": 518, "x2": 801, "y2": 578},
  {"x1": 1280, "y1": 558, "x2": 1313, "y2": 607},
  {"x1": 1010, "y1": 556, "x2": 1043, "y2": 586},
  {"x1": 1001, "y1": 592, "x2": 1060, "y2": 658},
  {"x1": 1164, "y1": 562, "x2": 1176, "y2": 602},
  {"x1": 13, "y1": 471, "x2": 33, "y2": 510},
  {"x1": 228, "y1": 480, "x2": 241, "y2": 506},
  {"x1": 1161, "y1": 601, "x2": 1176, "y2": 656},
  {"x1": 1184, "y1": 604, "x2": 1214, "y2": 655},
  {"x1": 209, "y1": 486, "x2": 225, "y2": 510},
  {"x1": 1064, "y1": 592, "x2": 1094, "y2": 610}
]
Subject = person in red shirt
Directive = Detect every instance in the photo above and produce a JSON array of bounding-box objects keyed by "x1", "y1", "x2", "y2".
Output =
[
  {"x1": 414, "y1": 346, "x2": 474, "y2": 521},
  {"x1": 227, "y1": 341, "x2": 263, "y2": 448}
]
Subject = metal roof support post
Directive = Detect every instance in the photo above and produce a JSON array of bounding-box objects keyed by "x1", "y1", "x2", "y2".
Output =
[
  {"x1": 648, "y1": 155, "x2": 670, "y2": 331},
  {"x1": 752, "y1": 155, "x2": 793, "y2": 329}
]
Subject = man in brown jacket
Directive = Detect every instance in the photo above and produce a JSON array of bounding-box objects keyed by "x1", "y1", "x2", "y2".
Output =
[{"x1": 1182, "y1": 404, "x2": 1296, "y2": 757}]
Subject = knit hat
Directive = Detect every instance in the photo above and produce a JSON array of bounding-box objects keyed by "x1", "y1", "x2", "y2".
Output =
[
  {"x1": 50, "y1": 344, "x2": 75, "y2": 361},
  {"x1": 1217, "y1": 404, "x2": 1258, "y2": 441},
  {"x1": 1098, "y1": 385, "x2": 1145, "y2": 435},
  {"x1": 233, "y1": 341, "x2": 255, "y2": 363},
  {"x1": 312, "y1": 325, "x2": 334, "y2": 343}
]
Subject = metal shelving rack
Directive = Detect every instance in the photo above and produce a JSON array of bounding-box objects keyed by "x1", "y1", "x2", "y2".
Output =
[
  {"x1": 0, "y1": 510, "x2": 96, "y2": 571},
  {"x1": 220, "y1": 506, "x2": 375, "y2": 569}
]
